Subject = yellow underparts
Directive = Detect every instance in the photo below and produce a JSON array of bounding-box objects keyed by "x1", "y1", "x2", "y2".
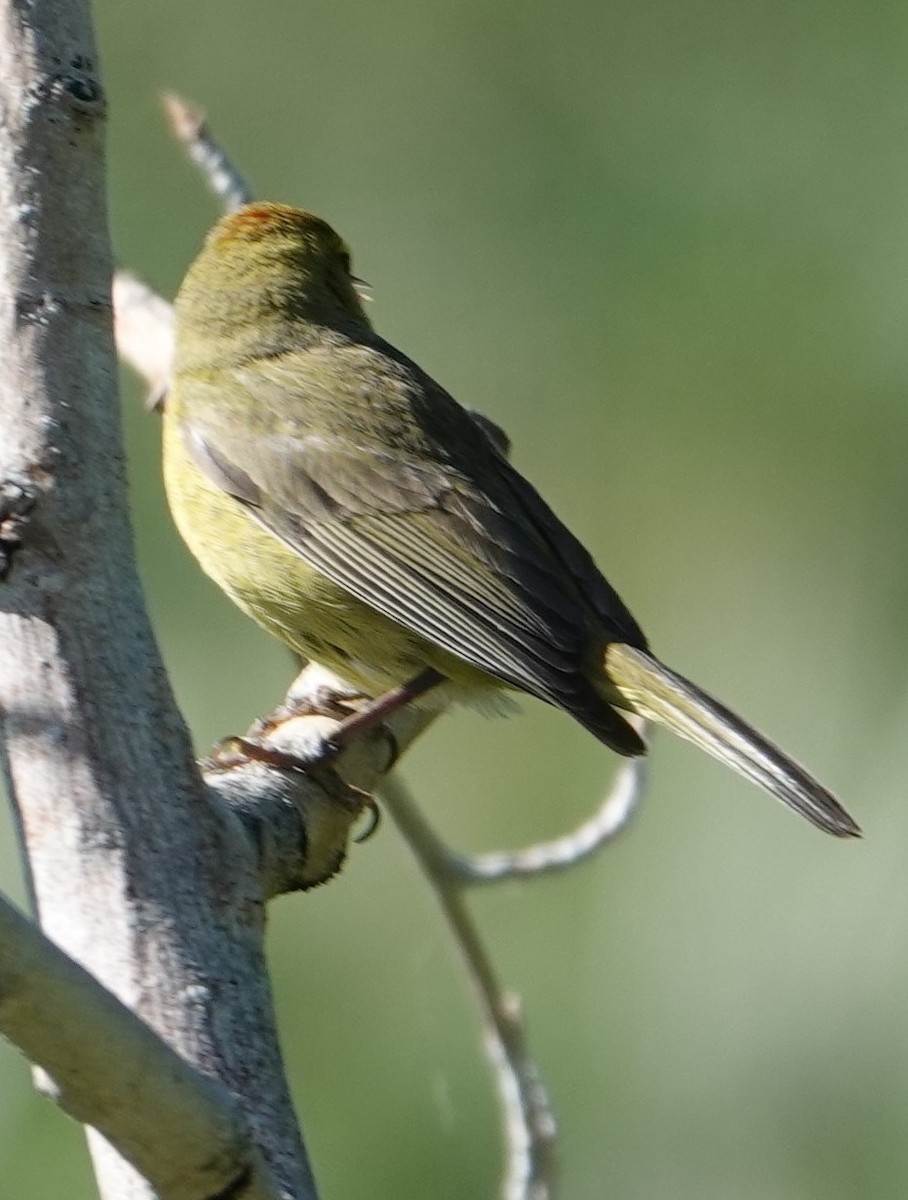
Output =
[{"x1": 162, "y1": 415, "x2": 501, "y2": 706}]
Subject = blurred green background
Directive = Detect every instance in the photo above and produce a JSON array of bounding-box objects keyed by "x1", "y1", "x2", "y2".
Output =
[{"x1": 3, "y1": 0, "x2": 908, "y2": 1196}]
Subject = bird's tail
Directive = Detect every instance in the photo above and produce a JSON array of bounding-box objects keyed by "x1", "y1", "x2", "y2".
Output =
[{"x1": 603, "y1": 642, "x2": 861, "y2": 838}]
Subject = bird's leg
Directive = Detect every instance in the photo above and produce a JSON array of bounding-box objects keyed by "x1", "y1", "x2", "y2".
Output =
[
  {"x1": 212, "y1": 668, "x2": 445, "y2": 776},
  {"x1": 324, "y1": 667, "x2": 445, "y2": 751}
]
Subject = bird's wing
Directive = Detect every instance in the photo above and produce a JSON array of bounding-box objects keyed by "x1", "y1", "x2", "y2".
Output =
[{"x1": 175, "y1": 346, "x2": 646, "y2": 750}]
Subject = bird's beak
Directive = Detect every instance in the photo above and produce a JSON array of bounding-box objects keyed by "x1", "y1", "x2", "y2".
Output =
[{"x1": 352, "y1": 276, "x2": 373, "y2": 303}]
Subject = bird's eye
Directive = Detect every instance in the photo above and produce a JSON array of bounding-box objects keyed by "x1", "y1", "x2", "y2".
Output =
[{"x1": 339, "y1": 249, "x2": 352, "y2": 275}]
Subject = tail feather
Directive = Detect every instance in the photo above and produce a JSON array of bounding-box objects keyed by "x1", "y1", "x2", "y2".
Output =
[{"x1": 603, "y1": 642, "x2": 861, "y2": 838}]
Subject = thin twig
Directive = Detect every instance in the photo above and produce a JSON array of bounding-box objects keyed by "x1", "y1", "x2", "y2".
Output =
[
  {"x1": 111, "y1": 270, "x2": 173, "y2": 410},
  {"x1": 162, "y1": 92, "x2": 254, "y2": 210},
  {"x1": 381, "y1": 773, "x2": 558, "y2": 1200},
  {"x1": 441, "y1": 755, "x2": 644, "y2": 886},
  {"x1": 381, "y1": 757, "x2": 645, "y2": 1200}
]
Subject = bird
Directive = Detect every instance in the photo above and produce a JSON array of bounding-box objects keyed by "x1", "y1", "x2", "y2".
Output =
[{"x1": 163, "y1": 201, "x2": 859, "y2": 839}]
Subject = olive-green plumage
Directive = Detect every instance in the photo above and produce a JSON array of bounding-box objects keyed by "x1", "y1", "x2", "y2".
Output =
[{"x1": 165, "y1": 202, "x2": 859, "y2": 838}]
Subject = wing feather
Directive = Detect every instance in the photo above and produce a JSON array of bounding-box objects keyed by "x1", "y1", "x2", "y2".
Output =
[{"x1": 175, "y1": 338, "x2": 647, "y2": 725}]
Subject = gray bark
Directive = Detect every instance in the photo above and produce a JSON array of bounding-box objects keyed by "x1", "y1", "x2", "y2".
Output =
[{"x1": 0, "y1": 3, "x2": 316, "y2": 1196}]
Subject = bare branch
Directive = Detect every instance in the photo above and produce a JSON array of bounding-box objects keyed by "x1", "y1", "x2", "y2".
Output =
[
  {"x1": 207, "y1": 662, "x2": 437, "y2": 899},
  {"x1": 381, "y1": 774, "x2": 559, "y2": 1200},
  {"x1": 0, "y1": 657, "x2": 435, "y2": 1195},
  {"x1": 0, "y1": 11, "x2": 316, "y2": 1198},
  {"x1": 0, "y1": 891, "x2": 281, "y2": 1200},
  {"x1": 379, "y1": 759, "x2": 644, "y2": 1198},
  {"x1": 162, "y1": 92, "x2": 253, "y2": 211},
  {"x1": 440, "y1": 755, "x2": 644, "y2": 886},
  {"x1": 112, "y1": 269, "x2": 173, "y2": 409}
]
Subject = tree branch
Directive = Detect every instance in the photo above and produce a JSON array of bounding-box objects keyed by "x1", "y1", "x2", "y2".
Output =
[
  {"x1": 162, "y1": 92, "x2": 253, "y2": 213},
  {"x1": 0, "y1": 7, "x2": 317, "y2": 1197},
  {"x1": 380, "y1": 745, "x2": 643, "y2": 1199},
  {"x1": 380, "y1": 775, "x2": 558, "y2": 1200},
  {"x1": 427, "y1": 755, "x2": 645, "y2": 886},
  {"x1": 0, "y1": 891, "x2": 278, "y2": 1200},
  {"x1": 205, "y1": 662, "x2": 437, "y2": 899}
]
